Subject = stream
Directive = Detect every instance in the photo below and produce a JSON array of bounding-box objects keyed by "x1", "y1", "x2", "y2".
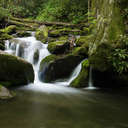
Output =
[{"x1": 0, "y1": 33, "x2": 128, "y2": 128}]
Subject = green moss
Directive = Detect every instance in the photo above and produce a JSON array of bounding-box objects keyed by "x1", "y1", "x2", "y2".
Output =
[
  {"x1": 35, "y1": 25, "x2": 48, "y2": 43},
  {"x1": 16, "y1": 31, "x2": 31, "y2": 37},
  {"x1": 72, "y1": 47, "x2": 88, "y2": 57},
  {"x1": 48, "y1": 41, "x2": 70, "y2": 54},
  {"x1": 2, "y1": 25, "x2": 17, "y2": 34},
  {"x1": 0, "y1": 32, "x2": 13, "y2": 41},
  {"x1": 76, "y1": 36, "x2": 88, "y2": 46},
  {"x1": 58, "y1": 36, "x2": 68, "y2": 41},
  {"x1": 49, "y1": 28, "x2": 81, "y2": 37},
  {"x1": 70, "y1": 59, "x2": 89, "y2": 88},
  {"x1": 89, "y1": 43, "x2": 112, "y2": 72},
  {"x1": 39, "y1": 54, "x2": 83, "y2": 82},
  {"x1": 0, "y1": 51, "x2": 34, "y2": 86},
  {"x1": 41, "y1": 54, "x2": 57, "y2": 65}
]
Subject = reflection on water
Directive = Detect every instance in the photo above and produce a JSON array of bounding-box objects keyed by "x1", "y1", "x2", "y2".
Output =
[{"x1": 0, "y1": 87, "x2": 128, "y2": 128}]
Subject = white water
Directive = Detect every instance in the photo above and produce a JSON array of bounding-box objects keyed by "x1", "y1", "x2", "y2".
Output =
[
  {"x1": 4, "y1": 33, "x2": 83, "y2": 93},
  {"x1": 85, "y1": 67, "x2": 97, "y2": 90}
]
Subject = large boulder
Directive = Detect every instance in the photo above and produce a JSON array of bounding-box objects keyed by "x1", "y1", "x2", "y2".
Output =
[
  {"x1": 0, "y1": 51, "x2": 34, "y2": 86},
  {"x1": 48, "y1": 40, "x2": 70, "y2": 54},
  {"x1": 39, "y1": 54, "x2": 84, "y2": 82},
  {"x1": 70, "y1": 59, "x2": 89, "y2": 88},
  {"x1": 35, "y1": 25, "x2": 48, "y2": 43},
  {"x1": 0, "y1": 85, "x2": 13, "y2": 99}
]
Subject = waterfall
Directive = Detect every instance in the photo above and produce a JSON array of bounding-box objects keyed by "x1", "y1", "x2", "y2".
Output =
[
  {"x1": 4, "y1": 32, "x2": 82, "y2": 93},
  {"x1": 86, "y1": 66, "x2": 96, "y2": 90}
]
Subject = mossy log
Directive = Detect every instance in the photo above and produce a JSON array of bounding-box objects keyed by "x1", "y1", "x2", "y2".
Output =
[{"x1": 10, "y1": 17, "x2": 77, "y2": 27}]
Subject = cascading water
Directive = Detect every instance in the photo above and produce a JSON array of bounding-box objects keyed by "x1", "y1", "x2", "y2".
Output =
[
  {"x1": 85, "y1": 66, "x2": 97, "y2": 90},
  {"x1": 4, "y1": 32, "x2": 82, "y2": 93}
]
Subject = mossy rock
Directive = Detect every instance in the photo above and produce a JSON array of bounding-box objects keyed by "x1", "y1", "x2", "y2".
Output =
[
  {"x1": 16, "y1": 31, "x2": 31, "y2": 37},
  {"x1": 35, "y1": 25, "x2": 48, "y2": 43},
  {"x1": 39, "y1": 54, "x2": 84, "y2": 82},
  {"x1": 70, "y1": 59, "x2": 89, "y2": 88},
  {"x1": 0, "y1": 51, "x2": 34, "y2": 86},
  {"x1": 76, "y1": 36, "x2": 88, "y2": 46},
  {"x1": 0, "y1": 30, "x2": 13, "y2": 41},
  {"x1": 72, "y1": 46, "x2": 88, "y2": 58},
  {"x1": 2, "y1": 25, "x2": 17, "y2": 35},
  {"x1": 48, "y1": 41, "x2": 70, "y2": 54}
]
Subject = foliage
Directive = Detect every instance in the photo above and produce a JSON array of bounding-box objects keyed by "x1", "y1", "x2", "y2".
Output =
[
  {"x1": 0, "y1": 0, "x2": 88, "y2": 23},
  {"x1": 109, "y1": 35, "x2": 128, "y2": 74},
  {"x1": 36, "y1": 0, "x2": 88, "y2": 23},
  {"x1": 0, "y1": 7, "x2": 10, "y2": 21}
]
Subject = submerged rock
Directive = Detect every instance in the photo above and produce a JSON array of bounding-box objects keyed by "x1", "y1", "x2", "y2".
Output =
[
  {"x1": 70, "y1": 59, "x2": 89, "y2": 88},
  {"x1": 48, "y1": 40, "x2": 70, "y2": 54},
  {"x1": 0, "y1": 85, "x2": 13, "y2": 99},
  {"x1": 0, "y1": 51, "x2": 34, "y2": 86},
  {"x1": 39, "y1": 54, "x2": 84, "y2": 82},
  {"x1": 33, "y1": 49, "x2": 39, "y2": 64}
]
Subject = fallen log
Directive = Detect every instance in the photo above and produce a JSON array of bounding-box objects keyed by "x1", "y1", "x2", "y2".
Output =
[
  {"x1": 5, "y1": 19, "x2": 38, "y2": 30},
  {"x1": 10, "y1": 17, "x2": 77, "y2": 27}
]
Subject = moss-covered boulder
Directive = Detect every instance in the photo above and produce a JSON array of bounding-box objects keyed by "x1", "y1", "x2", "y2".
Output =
[
  {"x1": 35, "y1": 25, "x2": 48, "y2": 43},
  {"x1": 0, "y1": 85, "x2": 13, "y2": 99},
  {"x1": 72, "y1": 46, "x2": 88, "y2": 58},
  {"x1": 48, "y1": 41, "x2": 70, "y2": 54},
  {"x1": 70, "y1": 59, "x2": 89, "y2": 88},
  {"x1": 0, "y1": 51, "x2": 34, "y2": 86},
  {"x1": 39, "y1": 54, "x2": 84, "y2": 82}
]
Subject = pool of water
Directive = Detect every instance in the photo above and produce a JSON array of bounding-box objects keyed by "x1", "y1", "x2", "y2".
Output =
[{"x1": 0, "y1": 85, "x2": 128, "y2": 128}]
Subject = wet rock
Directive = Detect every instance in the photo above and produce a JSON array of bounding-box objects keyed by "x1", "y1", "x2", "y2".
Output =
[
  {"x1": 70, "y1": 59, "x2": 89, "y2": 88},
  {"x1": 48, "y1": 41, "x2": 70, "y2": 54},
  {"x1": 0, "y1": 51, "x2": 34, "y2": 86},
  {"x1": 33, "y1": 49, "x2": 39, "y2": 64},
  {"x1": 39, "y1": 54, "x2": 84, "y2": 82},
  {"x1": 0, "y1": 85, "x2": 13, "y2": 99}
]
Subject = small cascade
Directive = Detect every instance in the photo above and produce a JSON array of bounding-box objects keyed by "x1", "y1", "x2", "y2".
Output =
[
  {"x1": 4, "y1": 32, "x2": 82, "y2": 93},
  {"x1": 54, "y1": 62, "x2": 82, "y2": 86},
  {"x1": 86, "y1": 66, "x2": 96, "y2": 90}
]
